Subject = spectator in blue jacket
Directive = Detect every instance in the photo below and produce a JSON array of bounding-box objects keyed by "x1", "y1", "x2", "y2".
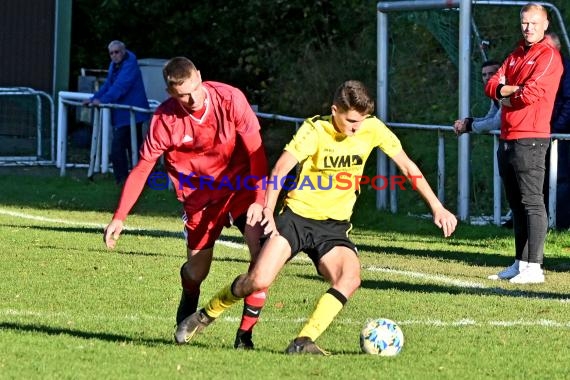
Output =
[{"x1": 84, "y1": 40, "x2": 150, "y2": 185}]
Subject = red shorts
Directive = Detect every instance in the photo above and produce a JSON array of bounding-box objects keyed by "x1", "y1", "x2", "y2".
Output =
[{"x1": 182, "y1": 188, "x2": 257, "y2": 250}]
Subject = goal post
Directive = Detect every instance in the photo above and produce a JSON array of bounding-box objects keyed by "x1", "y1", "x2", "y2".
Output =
[
  {"x1": 0, "y1": 87, "x2": 54, "y2": 163},
  {"x1": 377, "y1": 0, "x2": 474, "y2": 220}
]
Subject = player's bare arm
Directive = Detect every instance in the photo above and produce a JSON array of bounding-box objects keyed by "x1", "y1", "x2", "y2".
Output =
[
  {"x1": 391, "y1": 150, "x2": 457, "y2": 237},
  {"x1": 259, "y1": 151, "x2": 299, "y2": 236}
]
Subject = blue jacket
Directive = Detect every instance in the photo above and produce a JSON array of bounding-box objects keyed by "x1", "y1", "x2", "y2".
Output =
[
  {"x1": 471, "y1": 100, "x2": 501, "y2": 133},
  {"x1": 93, "y1": 50, "x2": 150, "y2": 128}
]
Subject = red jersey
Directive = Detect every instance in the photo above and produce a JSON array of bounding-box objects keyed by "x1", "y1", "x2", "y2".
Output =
[
  {"x1": 113, "y1": 81, "x2": 267, "y2": 220},
  {"x1": 485, "y1": 38, "x2": 563, "y2": 140}
]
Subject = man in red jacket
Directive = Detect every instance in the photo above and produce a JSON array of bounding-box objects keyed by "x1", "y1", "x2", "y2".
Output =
[
  {"x1": 485, "y1": 3, "x2": 563, "y2": 284},
  {"x1": 103, "y1": 57, "x2": 268, "y2": 348}
]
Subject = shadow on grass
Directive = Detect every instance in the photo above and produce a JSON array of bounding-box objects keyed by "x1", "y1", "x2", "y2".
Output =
[
  {"x1": 0, "y1": 321, "x2": 315, "y2": 353},
  {"x1": 352, "y1": 214, "x2": 513, "y2": 240},
  {"x1": 355, "y1": 244, "x2": 570, "y2": 273},
  {"x1": 0, "y1": 223, "x2": 255, "y2": 262},
  {"x1": 0, "y1": 321, "x2": 176, "y2": 347},
  {"x1": 359, "y1": 279, "x2": 570, "y2": 302},
  {"x1": 1, "y1": 223, "x2": 252, "y2": 245},
  {"x1": 293, "y1": 274, "x2": 570, "y2": 301},
  {"x1": 0, "y1": 223, "x2": 185, "y2": 239},
  {"x1": 0, "y1": 167, "x2": 180, "y2": 216},
  {"x1": 1, "y1": 223, "x2": 246, "y2": 245}
]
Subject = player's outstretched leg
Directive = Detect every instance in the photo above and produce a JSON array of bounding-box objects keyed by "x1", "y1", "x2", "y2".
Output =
[{"x1": 174, "y1": 308, "x2": 215, "y2": 344}]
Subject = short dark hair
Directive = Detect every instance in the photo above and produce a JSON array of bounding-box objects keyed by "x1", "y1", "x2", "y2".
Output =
[
  {"x1": 162, "y1": 57, "x2": 197, "y2": 88},
  {"x1": 332, "y1": 80, "x2": 375, "y2": 114},
  {"x1": 481, "y1": 60, "x2": 500, "y2": 70}
]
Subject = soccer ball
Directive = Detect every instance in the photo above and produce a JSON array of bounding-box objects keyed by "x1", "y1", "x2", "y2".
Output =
[{"x1": 360, "y1": 318, "x2": 404, "y2": 356}]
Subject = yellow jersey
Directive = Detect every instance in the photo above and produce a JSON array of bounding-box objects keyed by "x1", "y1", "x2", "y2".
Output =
[{"x1": 282, "y1": 115, "x2": 402, "y2": 221}]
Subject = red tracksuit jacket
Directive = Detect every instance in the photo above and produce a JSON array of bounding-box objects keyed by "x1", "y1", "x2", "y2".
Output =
[{"x1": 485, "y1": 37, "x2": 563, "y2": 140}]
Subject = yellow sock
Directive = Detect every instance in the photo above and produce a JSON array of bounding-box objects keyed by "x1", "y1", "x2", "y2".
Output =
[
  {"x1": 298, "y1": 291, "x2": 345, "y2": 342},
  {"x1": 204, "y1": 283, "x2": 241, "y2": 319}
]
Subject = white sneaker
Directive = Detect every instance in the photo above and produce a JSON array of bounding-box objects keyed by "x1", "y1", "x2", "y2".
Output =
[
  {"x1": 509, "y1": 266, "x2": 545, "y2": 284},
  {"x1": 488, "y1": 262, "x2": 520, "y2": 280}
]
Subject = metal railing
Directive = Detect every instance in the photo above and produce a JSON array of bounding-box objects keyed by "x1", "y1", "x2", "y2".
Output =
[
  {"x1": 56, "y1": 91, "x2": 568, "y2": 228},
  {"x1": 385, "y1": 122, "x2": 569, "y2": 229},
  {"x1": 56, "y1": 91, "x2": 159, "y2": 177},
  {"x1": 255, "y1": 111, "x2": 304, "y2": 130},
  {"x1": 0, "y1": 87, "x2": 54, "y2": 162},
  {"x1": 56, "y1": 92, "x2": 304, "y2": 178}
]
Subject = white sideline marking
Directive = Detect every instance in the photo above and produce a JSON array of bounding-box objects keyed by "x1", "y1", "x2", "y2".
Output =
[
  {"x1": 2, "y1": 308, "x2": 570, "y2": 329},
  {"x1": 0, "y1": 208, "x2": 245, "y2": 249},
  {"x1": 0, "y1": 209, "x2": 107, "y2": 228},
  {"x1": 396, "y1": 318, "x2": 570, "y2": 328},
  {"x1": 366, "y1": 266, "x2": 486, "y2": 289},
  {"x1": 365, "y1": 265, "x2": 570, "y2": 302}
]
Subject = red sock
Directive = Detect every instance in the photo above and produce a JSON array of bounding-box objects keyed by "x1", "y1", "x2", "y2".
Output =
[{"x1": 239, "y1": 288, "x2": 267, "y2": 332}]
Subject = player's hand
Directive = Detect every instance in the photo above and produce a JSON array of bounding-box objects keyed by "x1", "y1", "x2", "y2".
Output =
[
  {"x1": 246, "y1": 203, "x2": 264, "y2": 226},
  {"x1": 432, "y1": 207, "x2": 457, "y2": 238},
  {"x1": 104, "y1": 219, "x2": 124, "y2": 249},
  {"x1": 260, "y1": 208, "x2": 278, "y2": 237}
]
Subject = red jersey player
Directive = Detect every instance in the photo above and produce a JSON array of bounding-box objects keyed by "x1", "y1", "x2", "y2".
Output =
[{"x1": 103, "y1": 57, "x2": 268, "y2": 349}]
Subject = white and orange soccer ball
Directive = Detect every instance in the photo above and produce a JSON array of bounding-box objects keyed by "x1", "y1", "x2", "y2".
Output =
[{"x1": 360, "y1": 318, "x2": 404, "y2": 356}]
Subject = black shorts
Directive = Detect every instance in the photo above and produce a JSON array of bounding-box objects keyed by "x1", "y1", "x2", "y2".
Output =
[{"x1": 276, "y1": 208, "x2": 358, "y2": 268}]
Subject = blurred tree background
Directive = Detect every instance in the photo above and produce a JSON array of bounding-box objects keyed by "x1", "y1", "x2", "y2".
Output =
[
  {"x1": 71, "y1": 0, "x2": 568, "y2": 119},
  {"x1": 72, "y1": 0, "x2": 378, "y2": 117},
  {"x1": 70, "y1": 0, "x2": 568, "y2": 216}
]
